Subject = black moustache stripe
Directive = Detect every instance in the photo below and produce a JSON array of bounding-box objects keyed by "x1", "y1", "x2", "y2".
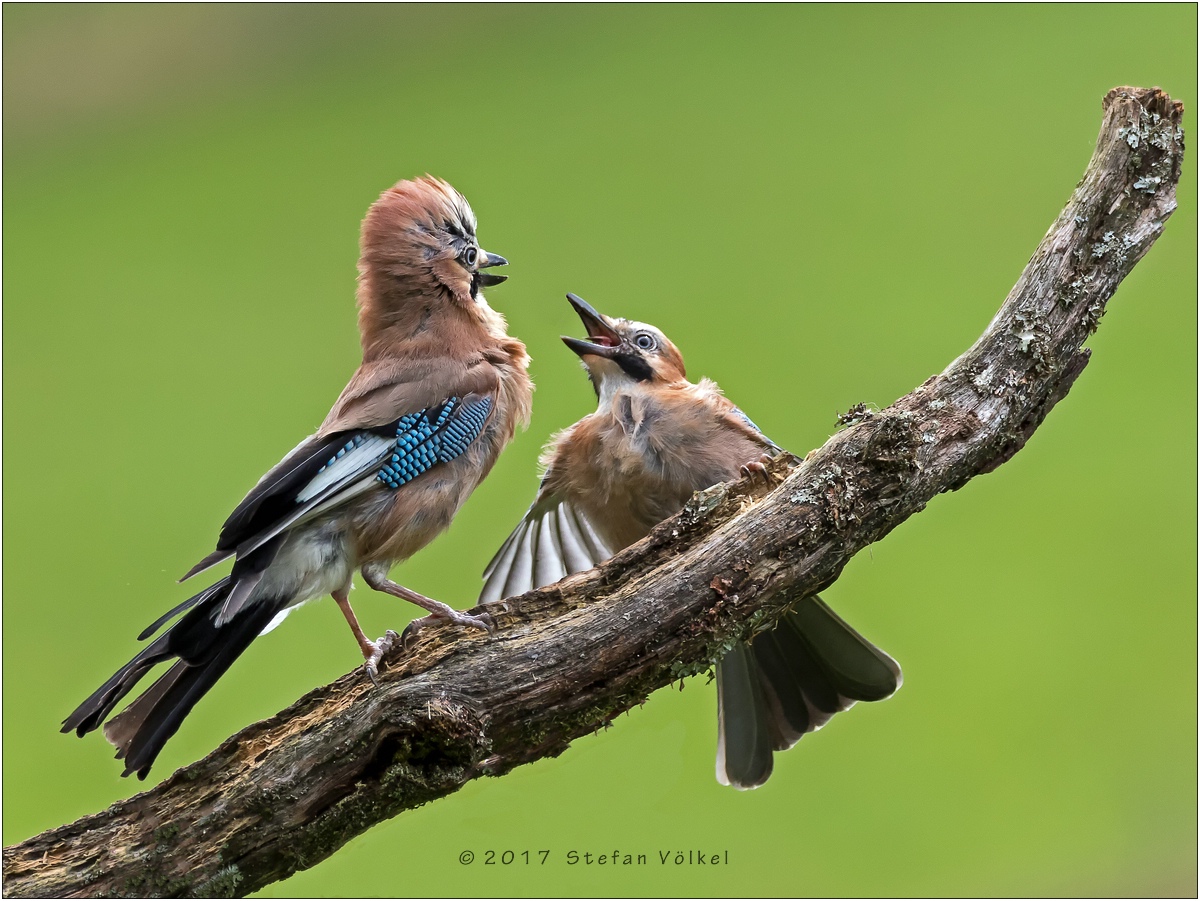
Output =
[{"x1": 615, "y1": 353, "x2": 654, "y2": 382}]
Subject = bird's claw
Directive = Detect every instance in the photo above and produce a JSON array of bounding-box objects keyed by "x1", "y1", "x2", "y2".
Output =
[
  {"x1": 740, "y1": 453, "x2": 776, "y2": 481},
  {"x1": 364, "y1": 630, "x2": 400, "y2": 686},
  {"x1": 452, "y1": 610, "x2": 496, "y2": 633},
  {"x1": 400, "y1": 609, "x2": 495, "y2": 650}
]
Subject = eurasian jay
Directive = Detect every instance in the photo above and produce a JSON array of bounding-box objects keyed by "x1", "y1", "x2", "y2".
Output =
[
  {"x1": 64, "y1": 176, "x2": 533, "y2": 778},
  {"x1": 480, "y1": 293, "x2": 899, "y2": 789}
]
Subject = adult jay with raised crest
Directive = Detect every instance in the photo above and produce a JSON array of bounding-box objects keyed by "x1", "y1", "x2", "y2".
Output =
[{"x1": 64, "y1": 176, "x2": 533, "y2": 779}]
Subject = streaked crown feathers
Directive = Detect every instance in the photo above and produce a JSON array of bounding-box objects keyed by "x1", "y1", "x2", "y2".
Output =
[
  {"x1": 354, "y1": 175, "x2": 515, "y2": 356},
  {"x1": 359, "y1": 175, "x2": 478, "y2": 272}
]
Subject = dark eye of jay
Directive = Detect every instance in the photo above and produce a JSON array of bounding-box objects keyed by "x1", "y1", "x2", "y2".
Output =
[
  {"x1": 463, "y1": 246, "x2": 478, "y2": 268},
  {"x1": 634, "y1": 332, "x2": 656, "y2": 351}
]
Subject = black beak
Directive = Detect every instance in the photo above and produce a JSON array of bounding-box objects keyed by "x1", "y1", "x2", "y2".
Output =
[
  {"x1": 562, "y1": 292, "x2": 621, "y2": 358},
  {"x1": 477, "y1": 250, "x2": 508, "y2": 286}
]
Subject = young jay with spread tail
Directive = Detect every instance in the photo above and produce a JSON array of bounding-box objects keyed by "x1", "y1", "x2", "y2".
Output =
[
  {"x1": 64, "y1": 176, "x2": 533, "y2": 779},
  {"x1": 481, "y1": 293, "x2": 900, "y2": 789}
]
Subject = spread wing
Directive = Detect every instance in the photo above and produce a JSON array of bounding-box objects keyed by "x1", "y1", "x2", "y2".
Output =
[
  {"x1": 180, "y1": 394, "x2": 495, "y2": 593},
  {"x1": 479, "y1": 467, "x2": 614, "y2": 603}
]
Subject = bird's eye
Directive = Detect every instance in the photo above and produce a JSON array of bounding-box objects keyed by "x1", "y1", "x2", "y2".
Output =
[
  {"x1": 463, "y1": 247, "x2": 478, "y2": 268},
  {"x1": 635, "y1": 333, "x2": 656, "y2": 351}
]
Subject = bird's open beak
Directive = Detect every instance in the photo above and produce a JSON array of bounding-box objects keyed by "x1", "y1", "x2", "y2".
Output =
[
  {"x1": 477, "y1": 250, "x2": 508, "y2": 286},
  {"x1": 562, "y1": 292, "x2": 621, "y2": 358}
]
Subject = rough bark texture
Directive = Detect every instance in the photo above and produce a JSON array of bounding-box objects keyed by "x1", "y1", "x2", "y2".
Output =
[{"x1": 3, "y1": 86, "x2": 1184, "y2": 899}]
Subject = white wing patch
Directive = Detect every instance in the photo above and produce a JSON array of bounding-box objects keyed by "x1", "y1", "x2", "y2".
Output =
[
  {"x1": 232, "y1": 436, "x2": 395, "y2": 560},
  {"x1": 296, "y1": 435, "x2": 395, "y2": 503},
  {"x1": 480, "y1": 499, "x2": 615, "y2": 603}
]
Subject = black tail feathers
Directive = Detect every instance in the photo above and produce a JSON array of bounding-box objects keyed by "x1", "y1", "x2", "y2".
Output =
[
  {"x1": 715, "y1": 595, "x2": 901, "y2": 790},
  {"x1": 62, "y1": 576, "x2": 280, "y2": 779}
]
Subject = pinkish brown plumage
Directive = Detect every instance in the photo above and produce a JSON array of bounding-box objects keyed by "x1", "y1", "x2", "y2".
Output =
[
  {"x1": 482, "y1": 293, "x2": 899, "y2": 790},
  {"x1": 65, "y1": 176, "x2": 531, "y2": 779},
  {"x1": 538, "y1": 372, "x2": 766, "y2": 551}
]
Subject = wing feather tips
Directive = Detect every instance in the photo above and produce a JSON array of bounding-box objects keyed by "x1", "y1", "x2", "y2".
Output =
[
  {"x1": 482, "y1": 518, "x2": 523, "y2": 579},
  {"x1": 215, "y1": 432, "x2": 347, "y2": 553},
  {"x1": 553, "y1": 505, "x2": 594, "y2": 573},
  {"x1": 179, "y1": 548, "x2": 232, "y2": 583},
  {"x1": 61, "y1": 636, "x2": 173, "y2": 737},
  {"x1": 502, "y1": 518, "x2": 537, "y2": 600},
  {"x1": 107, "y1": 601, "x2": 280, "y2": 778},
  {"x1": 562, "y1": 502, "x2": 613, "y2": 561},
  {"x1": 178, "y1": 431, "x2": 355, "y2": 584},
  {"x1": 479, "y1": 500, "x2": 614, "y2": 603},
  {"x1": 64, "y1": 578, "x2": 240, "y2": 737},
  {"x1": 533, "y1": 511, "x2": 568, "y2": 586},
  {"x1": 138, "y1": 576, "x2": 232, "y2": 641}
]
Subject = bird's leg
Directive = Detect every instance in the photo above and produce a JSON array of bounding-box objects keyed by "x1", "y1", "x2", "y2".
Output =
[
  {"x1": 360, "y1": 568, "x2": 495, "y2": 641},
  {"x1": 333, "y1": 587, "x2": 398, "y2": 685}
]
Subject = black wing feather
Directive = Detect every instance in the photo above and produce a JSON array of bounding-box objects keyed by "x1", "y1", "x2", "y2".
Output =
[
  {"x1": 215, "y1": 432, "x2": 361, "y2": 554},
  {"x1": 178, "y1": 432, "x2": 352, "y2": 581},
  {"x1": 182, "y1": 396, "x2": 493, "y2": 582}
]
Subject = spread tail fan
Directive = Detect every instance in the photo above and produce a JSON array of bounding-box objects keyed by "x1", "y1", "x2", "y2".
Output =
[{"x1": 716, "y1": 595, "x2": 901, "y2": 789}]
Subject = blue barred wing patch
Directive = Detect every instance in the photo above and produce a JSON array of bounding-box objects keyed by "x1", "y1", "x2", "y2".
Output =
[
  {"x1": 206, "y1": 395, "x2": 493, "y2": 566},
  {"x1": 376, "y1": 395, "x2": 493, "y2": 489}
]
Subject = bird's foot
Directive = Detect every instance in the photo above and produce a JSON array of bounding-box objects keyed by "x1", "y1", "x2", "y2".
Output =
[
  {"x1": 740, "y1": 453, "x2": 775, "y2": 480},
  {"x1": 364, "y1": 630, "x2": 400, "y2": 686},
  {"x1": 401, "y1": 608, "x2": 495, "y2": 650},
  {"x1": 446, "y1": 608, "x2": 496, "y2": 632}
]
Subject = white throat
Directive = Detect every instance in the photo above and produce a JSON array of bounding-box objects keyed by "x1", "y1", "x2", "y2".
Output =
[{"x1": 590, "y1": 363, "x2": 636, "y2": 413}]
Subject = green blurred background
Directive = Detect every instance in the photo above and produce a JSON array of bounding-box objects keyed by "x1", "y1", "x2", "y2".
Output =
[{"x1": 4, "y1": 4, "x2": 1195, "y2": 896}]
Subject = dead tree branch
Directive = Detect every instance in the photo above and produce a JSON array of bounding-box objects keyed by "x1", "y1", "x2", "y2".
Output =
[{"x1": 2, "y1": 86, "x2": 1184, "y2": 899}]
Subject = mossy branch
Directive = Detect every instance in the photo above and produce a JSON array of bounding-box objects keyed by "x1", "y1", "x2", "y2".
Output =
[{"x1": 2, "y1": 86, "x2": 1184, "y2": 899}]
